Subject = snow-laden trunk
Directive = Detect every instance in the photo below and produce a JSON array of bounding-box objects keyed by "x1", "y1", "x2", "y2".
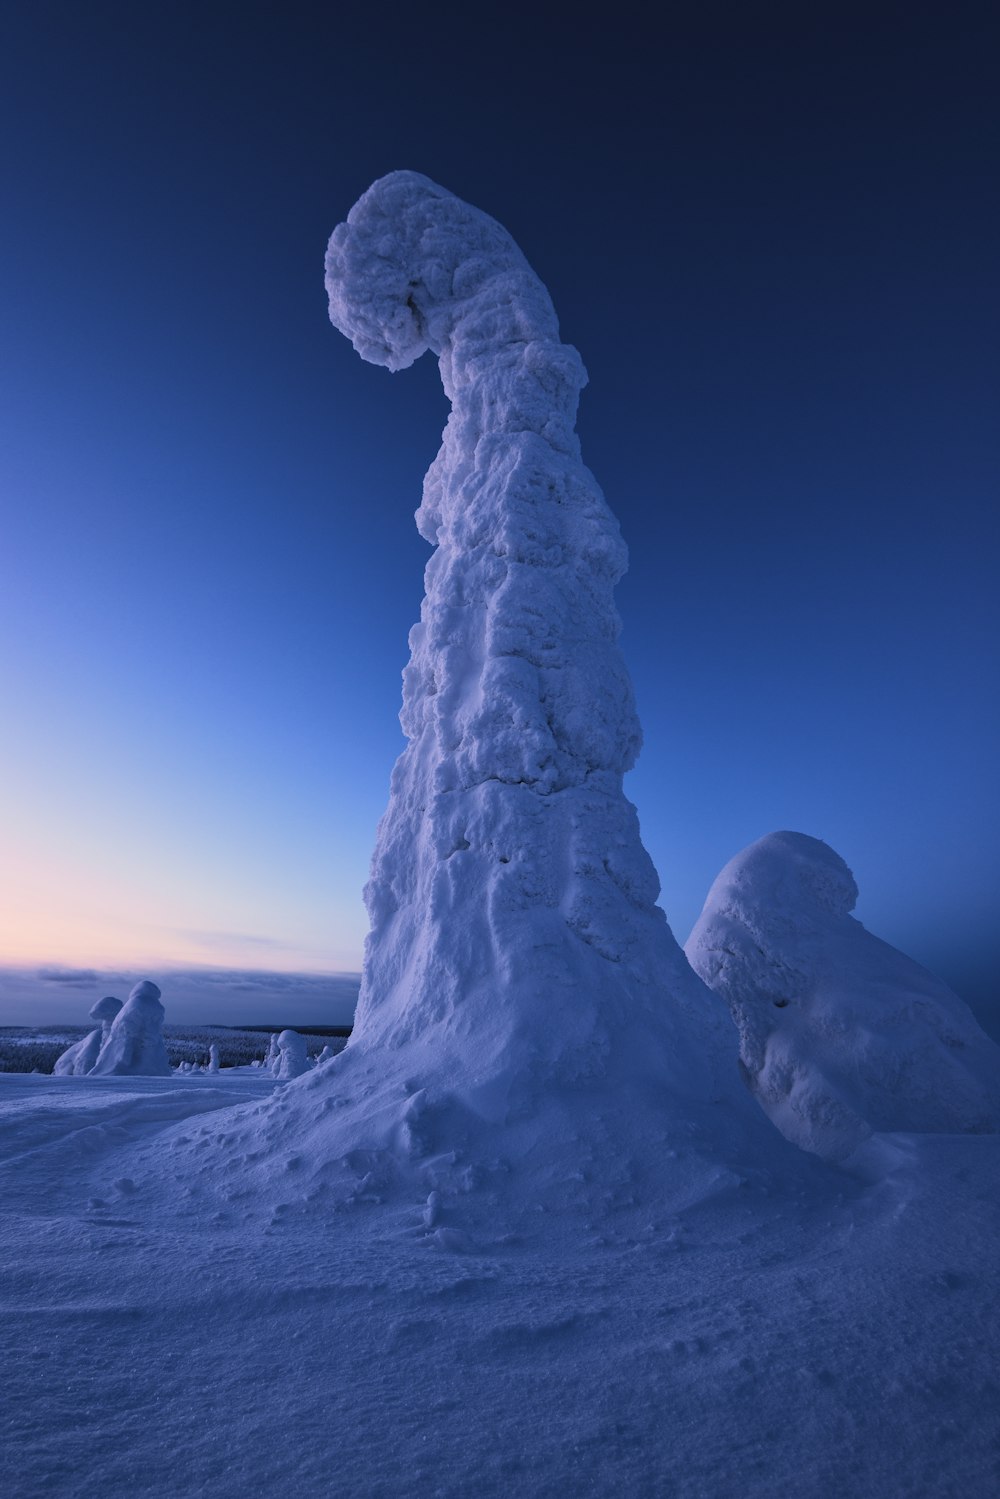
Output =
[{"x1": 325, "y1": 171, "x2": 735, "y2": 1110}]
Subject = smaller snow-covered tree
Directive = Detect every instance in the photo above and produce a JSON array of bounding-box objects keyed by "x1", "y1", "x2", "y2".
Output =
[
  {"x1": 274, "y1": 1030, "x2": 309, "y2": 1080},
  {"x1": 53, "y1": 995, "x2": 123, "y2": 1076}
]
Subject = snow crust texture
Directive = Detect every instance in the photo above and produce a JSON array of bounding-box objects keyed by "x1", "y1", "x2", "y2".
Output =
[
  {"x1": 2, "y1": 1069, "x2": 998, "y2": 1499},
  {"x1": 323, "y1": 171, "x2": 744, "y2": 1128},
  {"x1": 686, "y1": 832, "x2": 1000, "y2": 1160}
]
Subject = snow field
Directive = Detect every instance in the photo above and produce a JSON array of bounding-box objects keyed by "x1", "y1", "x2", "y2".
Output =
[{"x1": 0, "y1": 1070, "x2": 997, "y2": 1498}]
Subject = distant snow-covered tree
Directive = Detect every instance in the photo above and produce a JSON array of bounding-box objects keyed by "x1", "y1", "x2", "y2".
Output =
[
  {"x1": 91, "y1": 981, "x2": 171, "y2": 1077},
  {"x1": 274, "y1": 1030, "x2": 309, "y2": 1080},
  {"x1": 53, "y1": 995, "x2": 123, "y2": 1076}
]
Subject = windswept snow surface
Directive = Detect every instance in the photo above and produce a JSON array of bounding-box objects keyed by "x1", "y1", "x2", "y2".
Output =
[
  {"x1": 1, "y1": 1070, "x2": 998, "y2": 1498},
  {"x1": 686, "y1": 832, "x2": 1000, "y2": 1161}
]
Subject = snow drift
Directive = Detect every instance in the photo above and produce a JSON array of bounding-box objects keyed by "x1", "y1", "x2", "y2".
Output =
[{"x1": 685, "y1": 831, "x2": 1000, "y2": 1160}]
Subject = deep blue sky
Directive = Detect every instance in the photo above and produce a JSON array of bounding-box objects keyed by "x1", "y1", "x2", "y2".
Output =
[{"x1": 1, "y1": 2, "x2": 997, "y2": 1032}]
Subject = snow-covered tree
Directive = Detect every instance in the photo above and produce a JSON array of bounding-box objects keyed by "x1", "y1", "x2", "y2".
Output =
[
  {"x1": 91, "y1": 980, "x2": 171, "y2": 1077},
  {"x1": 322, "y1": 171, "x2": 740, "y2": 1099},
  {"x1": 686, "y1": 831, "x2": 1000, "y2": 1159},
  {"x1": 274, "y1": 1030, "x2": 309, "y2": 1080},
  {"x1": 207, "y1": 174, "x2": 792, "y2": 1210},
  {"x1": 53, "y1": 995, "x2": 123, "y2": 1076}
]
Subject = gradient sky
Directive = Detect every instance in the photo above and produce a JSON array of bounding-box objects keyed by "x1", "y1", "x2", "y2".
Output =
[{"x1": 1, "y1": 3, "x2": 997, "y2": 1031}]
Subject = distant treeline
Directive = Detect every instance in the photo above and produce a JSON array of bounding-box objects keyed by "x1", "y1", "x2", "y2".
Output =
[
  {"x1": 0, "y1": 1025, "x2": 350, "y2": 1075},
  {"x1": 223, "y1": 1025, "x2": 353, "y2": 1037}
]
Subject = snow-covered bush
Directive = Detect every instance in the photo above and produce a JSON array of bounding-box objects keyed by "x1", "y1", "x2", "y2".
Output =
[{"x1": 686, "y1": 831, "x2": 1000, "y2": 1159}]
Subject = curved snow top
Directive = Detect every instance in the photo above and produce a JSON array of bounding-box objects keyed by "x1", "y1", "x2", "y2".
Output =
[
  {"x1": 129, "y1": 980, "x2": 162, "y2": 1005},
  {"x1": 325, "y1": 169, "x2": 585, "y2": 431},
  {"x1": 325, "y1": 169, "x2": 572, "y2": 367},
  {"x1": 687, "y1": 831, "x2": 1000, "y2": 1157},
  {"x1": 703, "y1": 831, "x2": 859, "y2": 924},
  {"x1": 89, "y1": 995, "x2": 123, "y2": 1023}
]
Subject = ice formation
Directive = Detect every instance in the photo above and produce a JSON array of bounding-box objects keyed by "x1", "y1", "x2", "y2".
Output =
[
  {"x1": 90, "y1": 980, "x2": 171, "y2": 1077},
  {"x1": 208, "y1": 1042, "x2": 220, "y2": 1073},
  {"x1": 53, "y1": 995, "x2": 123, "y2": 1076},
  {"x1": 685, "y1": 831, "x2": 1000, "y2": 1160},
  {"x1": 273, "y1": 1030, "x2": 309, "y2": 1080}
]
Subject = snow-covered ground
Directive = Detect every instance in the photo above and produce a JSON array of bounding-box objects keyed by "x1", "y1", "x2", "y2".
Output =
[{"x1": 1, "y1": 1066, "x2": 997, "y2": 1498}]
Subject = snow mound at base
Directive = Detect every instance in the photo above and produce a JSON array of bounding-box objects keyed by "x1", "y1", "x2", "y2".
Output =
[
  {"x1": 163, "y1": 1017, "x2": 817, "y2": 1245},
  {"x1": 685, "y1": 831, "x2": 1000, "y2": 1160},
  {"x1": 90, "y1": 981, "x2": 171, "y2": 1077}
]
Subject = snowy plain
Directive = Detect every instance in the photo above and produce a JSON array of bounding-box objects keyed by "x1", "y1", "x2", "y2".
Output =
[{"x1": 1, "y1": 1066, "x2": 998, "y2": 1498}]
